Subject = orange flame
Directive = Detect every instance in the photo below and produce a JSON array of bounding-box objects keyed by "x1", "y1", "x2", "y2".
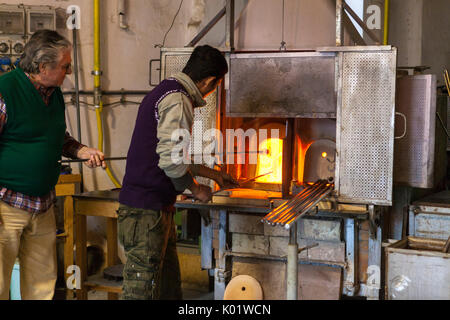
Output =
[{"x1": 256, "y1": 138, "x2": 283, "y2": 183}]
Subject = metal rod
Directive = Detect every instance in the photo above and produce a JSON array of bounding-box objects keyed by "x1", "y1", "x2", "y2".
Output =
[
  {"x1": 278, "y1": 183, "x2": 330, "y2": 224},
  {"x1": 284, "y1": 186, "x2": 332, "y2": 224},
  {"x1": 383, "y1": 0, "x2": 390, "y2": 45},
  {"x1": 187, "y1": 6, "x2": 226, "y2": 47},
  {"x1": 62, "y1": 90, "x2": 148, "y2": 96},
  {"x1": 282, "y1": 119, "x2": 294, "y2": 198},
  {"x1": 263, "y1": 182, "x2": 323, "y2": 223},
  {"x1": 225, "y1": 0, "x2": 235, "y2": 51},
  {"x1": 342, "y1": 10, "x2": 366, "y2": 45},
  {"x1": 239, "y1": 171, "x2": 273, "y2": 184},
  {"x1": 336, "y1": 0, "x2": 344, "y2": 46},
  {"x1": 276, "y1": 183, "x2": 329, "y2": 225},
  {"x1": 343, "y1": 1, "x2": 381, "y2": 44},
  {"x1": 283, "y1": 187, "x2": 333, "y2": 228},
  {"x1": 267, "y1": 181, "x2": 327, "y2": 224},
  {"x1": 72, "y1": 20, "x2": 84, "y2": 192},
  {"x1": 271, "y1": 182, "x2": 330, "y2": 225},
  {"x1": 436, "y1": 112, "x2": 450, "y2": 139},
  {"x1": 271, "y1": 188, "x2": 321, "y2": 224},
  {"x1": 211, "y1": 171, "x2": 273, "y2": 195},
  {"x1": 59, "y1": 157, "x2": 127, "y2": 164}
]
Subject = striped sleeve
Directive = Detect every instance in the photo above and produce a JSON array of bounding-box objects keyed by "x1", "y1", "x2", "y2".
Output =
[{"x1": 62, "y1": 132, "x2": 86, "y2": 159}]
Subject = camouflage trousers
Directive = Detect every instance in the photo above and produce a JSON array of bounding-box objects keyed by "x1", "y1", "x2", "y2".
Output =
[{"x1": 117, "y1": 204, "x2": 182, "y2": 300}]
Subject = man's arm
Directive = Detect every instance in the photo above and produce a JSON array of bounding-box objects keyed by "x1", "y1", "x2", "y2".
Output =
[
  {"x1": 156, "y1": 94, "x2": 238, "y2": 200},
  {"x1": 156, "y1": 93, "x2": 195, "y2": 190},
  {"x1": 156, "y1": 93, "x2": 213, "y2": 202},
  {"x1": 63, "y1": 133, "x2": 106, "y2": 169},
  {"x1": 62, "y1": 132, "x2": 85, "y2": 158},
  {"x1": 190, "y1": 164, "x2": 239, "y2": 189}
]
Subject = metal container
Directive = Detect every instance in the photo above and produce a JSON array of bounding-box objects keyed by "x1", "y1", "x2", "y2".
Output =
[
  {"x1": 385, "y1": 236, "x2": 450, "y2": 300},
  {"x1": 409, "y1": 190, "x2": 450, "y2": 240},
  {"x1": 393, "y1": 76, "x2": 448, "y2": 188}
]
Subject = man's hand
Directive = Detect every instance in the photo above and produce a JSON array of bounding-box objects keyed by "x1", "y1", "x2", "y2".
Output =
[
  {"x1": 189, "y1": 181, "x2": 212, "y2": 203},
  {"x1": 76, "y1": 146, "x2": 107, "y2": 169},
  {"x1": 213, "y1": 171, "x2": 239, "y2": 190}
]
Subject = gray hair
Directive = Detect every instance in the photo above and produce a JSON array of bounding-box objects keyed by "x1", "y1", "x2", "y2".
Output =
[{"x1": 19, "y1": 29, "x2": 71, "y2": 74}]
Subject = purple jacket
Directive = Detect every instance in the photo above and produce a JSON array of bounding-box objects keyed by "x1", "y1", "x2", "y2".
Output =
[{"x1": 119, "y1": 79, "x2": 189, "y2": 211}]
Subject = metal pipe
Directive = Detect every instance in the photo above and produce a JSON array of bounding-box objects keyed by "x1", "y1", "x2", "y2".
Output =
[
  {"x1": 265, "y1": 181, "x2": 325, "y2": 220},
  {"x1": 283, "y1": 187, "x2": 333, "y2": 228},
  {"x1": 225, "y1": 0, "x2": 235, "y2": 51},
  {"x1": 383, "y1": 0, "x2": 389, "y2": 45},
  {"x1": 265, "y1": 185, "x2": 320, "y2": 224},
  {"x1": 267, "y1": 181, "x2": 327, "y2": 224},
  {"x1": 62, "y1": 90, "x2": 148, "y2": 95},
  {"x1": 287, "y1": 222, "x2": 298, "y2": 300},
  {"x1": 276, "y1": 183, "x2": 329, "y2": 225},
  {"x1": 282, "y1": 119, "x2": 294, "y2": 198},
  {"x1": 343, "y1": 1, "x2": 380, "y2": 44},
  {"x1": 71, "y1": 13, "x2": 84, "y2": 192},
  {"x1": 187, "y1": 6, "x2": 226, "y2": 47},
  {"x1": 274, "y1": 183, "x2": 331, "y2": 226},
  {"x1": 279, "y1": 184, "x2": 331, "y2": 223},
  {"x1": 283, "y1": 188, "x2": 332, "y2": 226},
  {"x1": 336, "y1": 0, "x2": 344, "y2": 46}
]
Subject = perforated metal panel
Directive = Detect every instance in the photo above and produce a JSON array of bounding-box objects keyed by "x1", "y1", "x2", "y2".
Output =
[
  {"x1": 394, "y1": 75, "x2": 436, "y2": 188},
  {"x1": 161, "y1": 48, "x2": 218, "y2": 187},
  {"x1": 336, "y1": 48, "x2": 397, "y2": 205}
]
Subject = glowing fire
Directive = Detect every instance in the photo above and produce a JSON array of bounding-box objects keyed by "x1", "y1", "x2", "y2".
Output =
[{"x1": 256, "y1": 138, "x2": 283, "y2": 183}]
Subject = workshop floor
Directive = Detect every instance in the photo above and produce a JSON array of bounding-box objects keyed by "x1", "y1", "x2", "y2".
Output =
[
  {"x1": 56, "y1": 287, "x2": 214, "y2": 300},
  {"x1": 87, "y1": 288, "x2": 213, "y2": 300}
]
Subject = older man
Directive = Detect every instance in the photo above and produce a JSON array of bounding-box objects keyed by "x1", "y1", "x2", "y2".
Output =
[{"x1": 0, "y1": 30, "x2": 105, "y2": 300}]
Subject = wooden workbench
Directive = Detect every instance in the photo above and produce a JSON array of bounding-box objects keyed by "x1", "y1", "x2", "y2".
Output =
[{"x1": 73, "y1": 189, "x2": 121, "y2": 300}]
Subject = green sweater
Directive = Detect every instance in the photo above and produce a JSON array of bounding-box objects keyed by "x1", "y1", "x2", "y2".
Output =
[{"x1": 0, "y1": 68, "x2": 66, "y2": 197}]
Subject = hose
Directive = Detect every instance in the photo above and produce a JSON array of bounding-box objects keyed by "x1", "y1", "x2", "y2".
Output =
[{"x1": 94, "y1": 0, "x2": 122, "y2": 188}]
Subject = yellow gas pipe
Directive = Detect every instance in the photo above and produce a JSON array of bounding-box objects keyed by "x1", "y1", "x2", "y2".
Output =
[
  {"x1": 94, "y1": 0, "x2": 121, "y2": 188},
  {"x1": 383, "y1": 0, "x2": 389, "y2": 45}
]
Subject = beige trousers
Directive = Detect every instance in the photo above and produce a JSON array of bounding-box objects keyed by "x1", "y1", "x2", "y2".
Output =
[{"x1": 0, "y1": 201, "x2": 57, "y2": 300}]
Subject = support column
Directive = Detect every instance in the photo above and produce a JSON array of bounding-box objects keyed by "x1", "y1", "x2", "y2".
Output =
[{"x1": 286, "y1": 222, "x2": 298, "y2": 300}]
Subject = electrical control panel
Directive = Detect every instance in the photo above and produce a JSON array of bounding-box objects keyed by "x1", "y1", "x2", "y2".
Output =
[
  {"x1": 0, "y1": 3, "x2": 25, "y2": 68},
  {"x1": 25, "y1": 5, "x2": 56, "y2": 34},
  {"x1": 0, "y1": 4, "x2": 56, "y2": 73}
]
